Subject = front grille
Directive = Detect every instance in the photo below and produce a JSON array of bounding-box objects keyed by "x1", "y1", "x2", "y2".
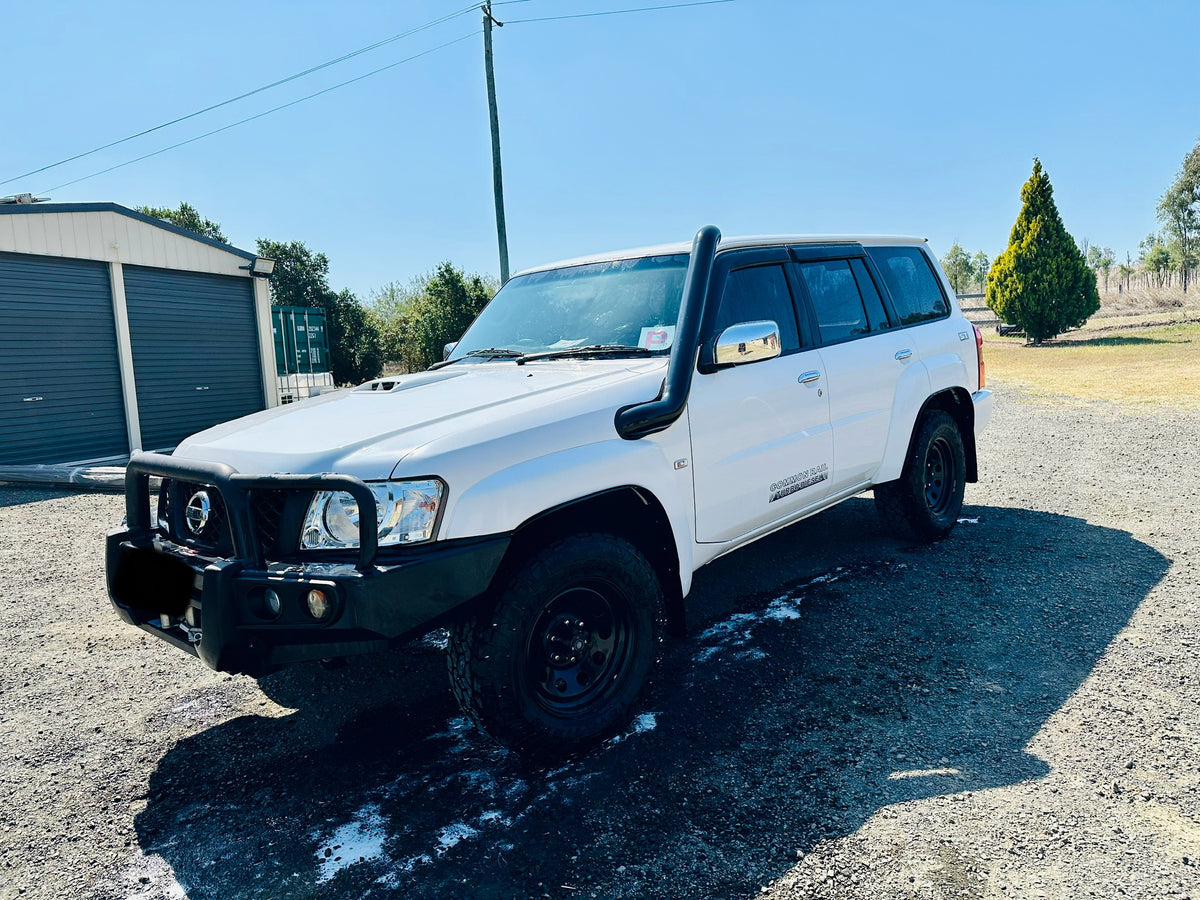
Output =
[
  {"x1": 156, "y1": 480, "x2": 305, "y2": 561},
  {"x1": 160, "y1": 479, "x2": 232, "y2": 555},
  {"x1": 252, "y1": 489, "x2": 290, "y2": 558}
]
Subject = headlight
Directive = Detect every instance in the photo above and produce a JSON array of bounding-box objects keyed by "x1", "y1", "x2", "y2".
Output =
[{"x1": 300, "y1": 479, "x2": 444, "y2": 550}]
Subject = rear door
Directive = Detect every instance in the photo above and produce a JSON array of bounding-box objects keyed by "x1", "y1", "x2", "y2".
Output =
[
  {"x1": 790, "y1": 248, "x2": 925, "y2": 493},
  {"x1": 865, "y1": 245, "x2": 971, "y2": 395},
  {"x1": 688, "y1": 247, "x2": 832, "y2": 543}
]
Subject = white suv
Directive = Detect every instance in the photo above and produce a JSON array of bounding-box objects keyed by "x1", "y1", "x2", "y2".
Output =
[{"x1": 107, "y1": 226, "x2": 993, "y2": 753}]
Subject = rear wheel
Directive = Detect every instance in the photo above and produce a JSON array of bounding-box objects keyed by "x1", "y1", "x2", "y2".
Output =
[
  {"x1": 874, "y1": 409, "x2": 966, "y2": 542},
  {"x1": 448, "y1": 532, "x2": 661, "y2": 755}
]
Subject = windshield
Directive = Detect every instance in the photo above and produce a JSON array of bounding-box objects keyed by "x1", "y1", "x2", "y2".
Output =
[{"x1": 449, "y1": 254, "x2": 689, "y2": 361}]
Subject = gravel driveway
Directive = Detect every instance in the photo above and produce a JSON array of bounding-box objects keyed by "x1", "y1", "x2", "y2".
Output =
[{"x1": 2, "y1": 381, "x2": 1198, "y2": 900}]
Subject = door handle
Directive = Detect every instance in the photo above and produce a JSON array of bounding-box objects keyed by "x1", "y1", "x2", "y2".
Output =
[
  {"x1": 894, "y1": 349, "x2": 913, "y2": 361},
  {"x1": 798, "y1": 371, "x2": 821, "y2": 384}
]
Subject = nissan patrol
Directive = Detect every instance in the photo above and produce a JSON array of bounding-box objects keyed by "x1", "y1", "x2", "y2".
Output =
[{"x1": 107, "y1": 226, "x2": 993, "y2": 753}]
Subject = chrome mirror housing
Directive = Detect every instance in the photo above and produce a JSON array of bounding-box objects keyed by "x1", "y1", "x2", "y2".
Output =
[{"x1": 712, "y1": 320, "x2": 782, "y2": 367}]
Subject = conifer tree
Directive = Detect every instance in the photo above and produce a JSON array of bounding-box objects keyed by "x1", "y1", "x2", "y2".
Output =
[{"x1": 986, "y1": 159, "x2": 1099, "y2": 343}]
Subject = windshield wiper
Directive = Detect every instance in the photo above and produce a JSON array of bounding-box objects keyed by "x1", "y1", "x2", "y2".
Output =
[
  {"x1": 429, "y1": 348, "x2": 526, "y2": 370},
  {"x1": 515, "y1": 344, "x2": 653, "y2": 365}
]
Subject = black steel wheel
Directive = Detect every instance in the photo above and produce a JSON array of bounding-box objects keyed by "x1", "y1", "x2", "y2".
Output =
[
  {"x1": 448, "y1": 533, "x2": 661, "y2": 755},
  {"x1": 874, "y1": 409, "x2": 966, "y2": 542},
  {"x1": 923, "y1": 434, "x2": 956, "y2": 516},
  {"x1": 525, "y1": 583, "x2": 637, "y2": 715}
]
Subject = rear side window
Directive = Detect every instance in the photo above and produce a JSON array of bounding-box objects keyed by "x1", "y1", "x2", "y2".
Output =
[
  {"x1": 715, "y1": 264, "x2": 800, "y2": 352},
  {"x1": 797, "y1": 260, "x2": 868, "y2": 344},
  {"x1": 866, "y1": 246, "x2": 949, "y2": 325}
]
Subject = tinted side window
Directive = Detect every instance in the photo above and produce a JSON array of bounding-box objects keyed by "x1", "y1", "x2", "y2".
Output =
[
  {"x1": 851, "y1": 258, "x2": 892, "y2": 331},
  {"x1": 866, "y1": 246, "x2": 949, "y2": 325},
  {"x1": 715, "y1": 265, "x2": 800, "y2": 352},
  {"x1": 797, "y1": 259, "x2": 868, "y2": 344}
]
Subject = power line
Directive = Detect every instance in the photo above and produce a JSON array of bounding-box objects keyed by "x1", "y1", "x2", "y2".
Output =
[
  {"x1": 2, "y1": 3, "x2": 483, "y2": 188},
  {"x1": 27, "y1": 0, "x2": 741, "y2": 194},
  {"x1": 504, "y1": 0, "x2": 739, "y2": 25},
  {"x1": 42, "y1": 32, "x2": 480, "y2": 194}
]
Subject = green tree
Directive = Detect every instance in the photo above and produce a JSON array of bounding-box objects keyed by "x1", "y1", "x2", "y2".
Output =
[
  {"x1": 986, "y1": 158, "x2": 1100, "y2": 344},
  {"x1": 396, "y1": 263, "x2": 496, "y2": 372},
  {"x1": 1118, "y1": 262, "x2": 1134, "y2": 292},
  {"x1": 326, "y1": 288, "x2": 383, "y2": 386},
  {"x1": 136, "y1": 201, "x2": 227, "y2": 243},
  {"x1": 1142, "y1": 236, "x2": 1171, "y2": 288},
  {"x1": 940, "y1": 242, "x2": 973, "y2": 294},
  {"x1": 1157, "y1": 139, "x2": 1200, "y2": 293},
  {"x1": 972, "y1": 251, "x2": 990, "y2": 292},
  {"x1": 1137, "y1": 232, "x2": 1159, "y2": 262},
  {"x1": 367, "y1": 280, "x2": 419, "y2": 370},
  {"x1": 1098, "y1": 247, "x2": 1115, "y2": 290},
  {"x1": 256, "y1": 238, "x2": 382, "y2": 385}
]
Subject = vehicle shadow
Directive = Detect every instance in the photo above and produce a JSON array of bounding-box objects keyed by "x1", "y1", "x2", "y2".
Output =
[{"x1": 127, "y1": 500, "x2": 1167, "y2": 900}]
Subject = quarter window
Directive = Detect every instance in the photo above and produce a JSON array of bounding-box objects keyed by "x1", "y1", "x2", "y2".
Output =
[
  {"x1": 797, "y1": 259, "x2": 868, "y2": 344},
  {"x1": 851, "y1": 258, "x2": 892, "y2": 331},
  {"x1": 715, "y1": 265, "x2": 800, "y2": 352},
  {"x1": 865, "y1": 246, "x2": 949, "y2": 325}
]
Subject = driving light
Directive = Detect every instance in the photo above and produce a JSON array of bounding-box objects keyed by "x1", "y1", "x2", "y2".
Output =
[
  {"x1": 300, "y1": 479, "x2": 445, "y2": 550},
  {"x1": 306, "y1": 589, "x2": 330, "y2": 620},
  {"x1": 264, "y1": 589, "x2": 282, "y2": 617}
]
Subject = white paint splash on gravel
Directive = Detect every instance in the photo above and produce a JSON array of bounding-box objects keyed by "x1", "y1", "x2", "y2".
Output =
[
  {"x1": 314, "y1": 803, "x2": 388, "y2": 883},
  {"x1": 309, "y1": 709, "x2": 661, "y2": 884},
  {"x1": 115, "y1": 852, "x2": 189, "y2": 900},
  {"x1": 436, "y1": 822, "x2": 480, "y2": 854},
  {"x1": 692, "y1": 567, "x2": 851, "y2": 663}
]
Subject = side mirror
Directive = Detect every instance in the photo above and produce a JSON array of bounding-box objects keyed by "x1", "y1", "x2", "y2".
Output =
[
  {"x1": 443, "y1": 341, "x2": 458, "y2": 361},
  {"x1": 711, "y1": 320, "x2": 781, "y2": 367}
]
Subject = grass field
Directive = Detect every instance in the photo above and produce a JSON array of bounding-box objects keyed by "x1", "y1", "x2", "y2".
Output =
[{"x1": 983, "y1": 322, "x2": 1200, "y2": 409}]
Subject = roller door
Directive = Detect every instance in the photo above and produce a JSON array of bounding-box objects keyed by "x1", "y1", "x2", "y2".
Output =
[
  {"x1": 0, "y1": 252, "x2": 128, "y2": 465},
  {"x1": 124, "y1": 266, "x2": 265, "y2": 451}
]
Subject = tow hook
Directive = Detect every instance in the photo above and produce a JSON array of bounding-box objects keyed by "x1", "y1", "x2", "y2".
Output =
[{"x1": 179, "y1": 622, "x2": 203, "y2": 645}]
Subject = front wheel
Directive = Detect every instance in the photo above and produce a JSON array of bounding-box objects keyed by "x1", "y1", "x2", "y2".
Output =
[
  {"x1": 874, "y1": 409, "x2": 966, "y2": 542},
  {"x1": 448, "y1": 533, "x2": 661, "y2": 755}
]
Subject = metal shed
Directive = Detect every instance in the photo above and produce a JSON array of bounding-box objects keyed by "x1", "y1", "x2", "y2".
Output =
[{"x1": 0, "y1": 202, "x2": 279, "y2": 466}]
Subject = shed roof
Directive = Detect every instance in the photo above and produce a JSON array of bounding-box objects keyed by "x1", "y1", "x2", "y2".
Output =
[{"x1": 0, "y1": 202, "x2": 257, "y2": 276}]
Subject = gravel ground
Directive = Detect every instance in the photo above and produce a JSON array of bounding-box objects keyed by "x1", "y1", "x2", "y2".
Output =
[{"x1": 2, "y1": 381, "x2": 1199, "y2": 900}]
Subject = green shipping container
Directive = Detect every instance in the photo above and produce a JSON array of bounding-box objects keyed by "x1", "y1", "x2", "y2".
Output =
[{"x1": 272, "y1": 306, "x2": 330, "y2": 376}]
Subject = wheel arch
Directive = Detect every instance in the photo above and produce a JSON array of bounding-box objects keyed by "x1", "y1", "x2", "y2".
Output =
[
  {"x1": 491, "y1": 486, "x2": 686, "y2": 636},
  {"x1": 911, "y1": 388, "x2": 977, "y2": 482},
  {"x1": 877, "y1": 387, "x2": 977, "y2": 485}
]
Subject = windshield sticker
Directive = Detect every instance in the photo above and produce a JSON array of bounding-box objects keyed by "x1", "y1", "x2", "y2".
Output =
[
  {"x1": 638, "y1": 326, "x2": 676, "y2": 351},
  {"x1": 769, "y1": 464, "x2": 829, "y2": 502}
]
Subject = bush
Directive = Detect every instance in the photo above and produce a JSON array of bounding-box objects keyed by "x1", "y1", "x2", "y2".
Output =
[{"x1": 369, "y1": 263, "x2": 496, "y2": 372}]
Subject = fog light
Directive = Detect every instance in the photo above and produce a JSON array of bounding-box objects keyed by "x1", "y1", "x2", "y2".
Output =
[
  {"x1": 306, "y1": 589, "x2": 331, "y2": 620},
  {"x1": 264, "y1": 589, "x2": 281, "y2": 617}
]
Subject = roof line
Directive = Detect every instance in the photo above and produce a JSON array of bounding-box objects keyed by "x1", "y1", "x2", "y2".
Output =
[
  {"x1": 514, "y1": 233, "x2": 929, "y2": 277},
  {"x1": 0, "y1": 202, "x2": 257, "y2": 261}
]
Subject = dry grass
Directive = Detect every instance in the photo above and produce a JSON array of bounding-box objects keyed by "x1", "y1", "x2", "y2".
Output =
[{"x1": 983, "y1": 323, "x2": 1200, "y2": 409}]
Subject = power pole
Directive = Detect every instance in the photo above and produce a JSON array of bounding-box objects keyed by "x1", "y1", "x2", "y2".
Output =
[{"x1": 483, "y1": 1, "x2": 510, "y2": 283}]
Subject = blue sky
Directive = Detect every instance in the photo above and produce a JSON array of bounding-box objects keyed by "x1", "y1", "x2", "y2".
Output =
[{"x1": 3, "y1": 0, "x2": 1197, "y2": 298}]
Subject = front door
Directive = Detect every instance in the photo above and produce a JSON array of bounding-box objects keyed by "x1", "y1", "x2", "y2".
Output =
[{"x1": 688, "y1": 251, "x2": 833, "y2": 543}]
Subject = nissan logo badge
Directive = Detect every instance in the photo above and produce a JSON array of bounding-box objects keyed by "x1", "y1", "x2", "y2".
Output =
[{"x1": 185, "y1": 491, "x2": 211, "y2": 535}]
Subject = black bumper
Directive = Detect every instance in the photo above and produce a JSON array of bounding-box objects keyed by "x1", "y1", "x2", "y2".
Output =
[{"x1": 106, "y1": 452, "x2": 509, "y2": 676}]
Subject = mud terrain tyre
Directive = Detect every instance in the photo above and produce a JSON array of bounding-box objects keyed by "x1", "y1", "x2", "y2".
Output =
[
  {"x1": 448, "y1": 533, "x2": 661, "y2": 755},
  {"x1": 874, "y1": 409, "x2": 966, "y2": 542}
]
